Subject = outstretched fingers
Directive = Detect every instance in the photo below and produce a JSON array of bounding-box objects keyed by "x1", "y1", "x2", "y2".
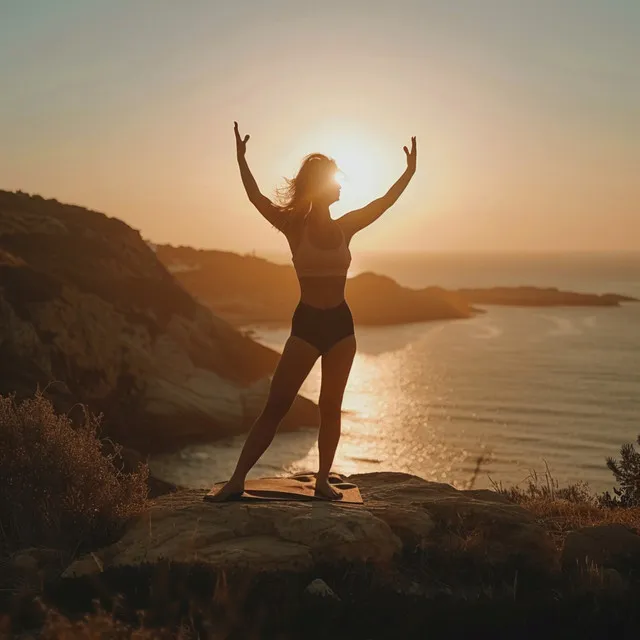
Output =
[
  {"x1": 234, "y1": 121, "x2": 250, "y2": 142},
  {"x1": 402, "y1": 136, "x2": 416, "y2": 159},
  {"x1": 234, "y1": 121, "x2": 251, "y2": 155}
]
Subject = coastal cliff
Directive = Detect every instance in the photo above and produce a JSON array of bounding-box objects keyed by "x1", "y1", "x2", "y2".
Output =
[
  {"x1": 155, "y1": 245, "x2": 476, "y2": 325},
  {"x1": 0, "y1": 191, "x2": 318, "y2": 453}
]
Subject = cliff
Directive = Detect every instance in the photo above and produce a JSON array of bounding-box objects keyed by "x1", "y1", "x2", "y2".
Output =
[
  {"x1": 155, "y1": 244, "x2": 476, "y2": 325},
  {"x1": 0, "y1": 191, "x2": 317, "y2": 453}
]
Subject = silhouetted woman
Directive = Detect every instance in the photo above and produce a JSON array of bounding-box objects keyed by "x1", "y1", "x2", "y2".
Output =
[{"x1": 212, "y1": 122, "x2": 416, "y2": 500}]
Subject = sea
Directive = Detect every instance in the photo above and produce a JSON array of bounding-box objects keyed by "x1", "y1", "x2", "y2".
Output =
[{"x1": 150, "y1": 251, "x2": 640, "y2": 494}]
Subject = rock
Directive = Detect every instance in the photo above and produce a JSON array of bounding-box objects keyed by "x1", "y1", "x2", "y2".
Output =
[
  {"x1": 0, "y1": 190, "x2": 318, "y2": 454},
  {"x1": 301, "y1": 578, "x2": 343, "y2": 622},
  {"x1": 64, "y1": 486, "x2": 400, "y2": 578},
  {"x1": 304, "y1": 578, "x2": 340, "y2": 601},
  {"x1": 352, "y1": 472, "x2": 554, "y2": 576},
  {"x1": 64, "y1": 472, "x2": 554, "y2": 589},
  {"x1": 562, "y1": 524, "x2": 640, "y2": 579}
]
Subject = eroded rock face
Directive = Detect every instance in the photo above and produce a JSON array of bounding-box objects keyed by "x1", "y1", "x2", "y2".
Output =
[
  {"x1": 0, "y1": 191, "x2": 317, "y2": 452},
  {"x1": 64, "y1": 473, "x2": 555, "y2": 583}
]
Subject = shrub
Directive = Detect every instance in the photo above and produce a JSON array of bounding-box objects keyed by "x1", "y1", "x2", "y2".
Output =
[
  {"x1": 601, "y1": 436, "x2": 640, "y2": 507},
  {"x1": 0, "y1": 392, "x2": 148, "y2": 555},
  {"x1": 491, "y1": 464, "x2": 640, "y2": 549}
]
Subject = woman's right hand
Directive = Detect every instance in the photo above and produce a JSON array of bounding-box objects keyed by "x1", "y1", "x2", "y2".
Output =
[{"x1": 234, "y1": 121, "x2": 250, "y2": 157}]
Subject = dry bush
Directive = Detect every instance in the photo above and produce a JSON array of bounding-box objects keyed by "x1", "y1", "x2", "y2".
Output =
[
  {"x1": 492, "y1": 465, "x2": 640, "y2": 549},
  {"x1": 0, "y1": 392, "x2": 148, "y2": 555},
  {"x1": 38, "y1": 607, "x2": 190, "y2": 640}
]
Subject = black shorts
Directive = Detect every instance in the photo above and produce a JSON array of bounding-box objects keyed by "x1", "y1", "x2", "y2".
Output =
[{"x1": 291, "y1": 300, "x2": 355, "y2": 355}]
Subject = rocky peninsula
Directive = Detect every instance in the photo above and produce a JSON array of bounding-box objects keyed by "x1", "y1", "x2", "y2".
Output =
[{"x1": 156, "y1": 244, "x2": 636, "y2": 327}]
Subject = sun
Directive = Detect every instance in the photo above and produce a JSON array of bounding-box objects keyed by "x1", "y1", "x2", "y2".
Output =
[
  {"x1": 287, "y1": 124, "x2": 391, "y2": 213},
  {"x1": 324, "y1": 137, "x2": 385, "y2": 212}
]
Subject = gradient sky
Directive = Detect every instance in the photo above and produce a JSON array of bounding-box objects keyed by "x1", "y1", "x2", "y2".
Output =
[{"x1": 1, "y1": 0, "x2": 639, "y2": 254}]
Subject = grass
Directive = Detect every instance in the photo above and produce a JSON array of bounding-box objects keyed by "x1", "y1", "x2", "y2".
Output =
[{"x1": 491, "y1": 463, "x2": 640, "y2": 550}]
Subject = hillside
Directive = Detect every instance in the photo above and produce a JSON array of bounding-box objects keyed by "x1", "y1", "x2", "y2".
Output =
[
  {"x1": 155, "y1": 244, "x2": 476, "y2": 325},
  {"x1": 0, "y1": 191, "x2": 317, "y2": 453}
]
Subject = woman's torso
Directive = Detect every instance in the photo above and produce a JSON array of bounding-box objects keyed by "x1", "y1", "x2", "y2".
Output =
[{"x1": 287, "y1": 218, "x2": 351, "y2": 309}]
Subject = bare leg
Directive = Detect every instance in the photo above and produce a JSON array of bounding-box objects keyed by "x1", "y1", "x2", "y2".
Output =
[
  {"x1": 210, "y1": 336, "x2": 320, "y2": 500},
  {"x1": 316, "y1": 334, "x2": 356, "y2": 500}
]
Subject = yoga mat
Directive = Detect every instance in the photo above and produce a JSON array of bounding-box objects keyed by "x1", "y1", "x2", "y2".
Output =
[{"x1": 204, "y1": 471, "x2": 363, "y2": 504}]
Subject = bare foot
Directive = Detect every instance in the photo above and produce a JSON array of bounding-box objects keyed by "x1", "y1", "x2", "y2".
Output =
[
  {"x1": 208, "y1": 479, "x2": 245, "y2": 502},
  {"x1": 314, "y1": 478, "x2": 343, "y2": 500}
]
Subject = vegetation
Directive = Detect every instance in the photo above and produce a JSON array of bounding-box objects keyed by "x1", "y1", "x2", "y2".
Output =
[
  {"x1": 601, "y1": 436, "x2": 640, "y2": 507},
  {"x1": 492, "y1": 457, "x2": 640, "y2": 550},
  {"x1": 0, "y1": 391, "x2": 148, "y2": 556},
  {"x1": 2, "y1": 388, "x2": 640, "y2": 637}
]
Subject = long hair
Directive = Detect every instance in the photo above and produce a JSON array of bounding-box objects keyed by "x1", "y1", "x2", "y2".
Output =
[{"x1": 274, "y1": 153, "x2": 339, "y2": 229}]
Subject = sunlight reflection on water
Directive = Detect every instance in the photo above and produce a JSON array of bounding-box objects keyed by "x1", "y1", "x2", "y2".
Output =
[
  {"x1": 151, "y1": 303, "x2": 639, "y2": 493},
  {"x1": 151, "y1": 254, "x2": 640, "y2": 492}
]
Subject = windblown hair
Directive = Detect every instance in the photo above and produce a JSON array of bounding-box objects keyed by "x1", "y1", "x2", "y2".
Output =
[{"x1": 274, "y1": 153, "x2": 339, "y2": 229}]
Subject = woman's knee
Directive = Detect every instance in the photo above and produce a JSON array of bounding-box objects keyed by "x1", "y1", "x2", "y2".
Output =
[
  {"x1": 319, "y1": 398, "x2": 342, "y2": 422},
  {"x1": 262, "y1": 394, "x2": 295, "y2": 421}
]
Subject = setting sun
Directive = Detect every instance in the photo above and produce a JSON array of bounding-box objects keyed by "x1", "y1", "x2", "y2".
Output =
[
  {"x1": 284, "y1": 122, "x2": 396, "y2": 214},
  {"x1": 330, "y1": 140, "x2": 382, "y2": 204}
]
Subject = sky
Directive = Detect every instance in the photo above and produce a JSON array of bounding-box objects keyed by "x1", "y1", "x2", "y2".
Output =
[{"x1": 1, "y1": 0, "x2": 639, "y2": 255}]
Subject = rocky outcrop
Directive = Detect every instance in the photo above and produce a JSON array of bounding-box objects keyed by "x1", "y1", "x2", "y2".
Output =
[
  {"x1": 23, "y1": 474, "x2": 640, "y2": 639},
  {"x1": 562, "y1": 523, "x2": 640, "y2": 578},
  {"x1": 64, "y1": 472, "x2": 555, "y2": 584},
  {"x1": 0, "y1": 191, "x2": 317, "y2": 453}
]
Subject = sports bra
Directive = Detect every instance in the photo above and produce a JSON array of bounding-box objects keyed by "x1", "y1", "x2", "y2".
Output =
[{"x1": 292, "y1": 221, "x2": 352, "y2": 278}]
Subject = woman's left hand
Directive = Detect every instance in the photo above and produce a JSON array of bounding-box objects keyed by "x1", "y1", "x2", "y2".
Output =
[{"x1": 403, "y1": 136, "x2": 417, "y2": 174}]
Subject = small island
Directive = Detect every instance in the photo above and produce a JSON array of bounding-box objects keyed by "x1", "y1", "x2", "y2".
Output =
[{"x1": 457, "y1": 286, "x2": 637, "y2": 308}]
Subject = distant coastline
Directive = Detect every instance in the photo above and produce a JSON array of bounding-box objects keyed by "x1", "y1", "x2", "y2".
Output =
[
  {"x1": 156, "y1": 244, "x2": 638, "y2": 328},
  {"x1": 457, "y1": 286, "x2": 636, "y2": 308}
]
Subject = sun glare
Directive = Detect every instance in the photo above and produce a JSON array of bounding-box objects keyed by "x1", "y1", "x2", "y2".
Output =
[
  {"x1": 328, "y1": 140, "x2": 384, "y2": 210},
  {"x1": 287, "y1": 123, "x2": 393, "y2": 213}
]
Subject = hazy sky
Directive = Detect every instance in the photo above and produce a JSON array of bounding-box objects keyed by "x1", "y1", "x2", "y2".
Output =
[{"x1": 1, "y1": 0, "x2": 639, "y2": 254}]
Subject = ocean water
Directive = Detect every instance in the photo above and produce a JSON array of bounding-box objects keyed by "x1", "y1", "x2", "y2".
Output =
[{"x1": 150, "y1": 252, "x2": 640, "y2": 493}]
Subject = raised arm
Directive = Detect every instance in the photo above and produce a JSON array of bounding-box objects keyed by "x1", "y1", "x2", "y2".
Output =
[
  {"x1": 338, "y1": 136, "x2": 417, "y2": 239},
  {"x1": 234, "y1": 121, "x2": 286, "y2": 230}
]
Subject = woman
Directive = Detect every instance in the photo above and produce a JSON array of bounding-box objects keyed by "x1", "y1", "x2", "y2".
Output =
[{"x1": 212, "y1": 121, "x2": 417, "y2": 501}]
